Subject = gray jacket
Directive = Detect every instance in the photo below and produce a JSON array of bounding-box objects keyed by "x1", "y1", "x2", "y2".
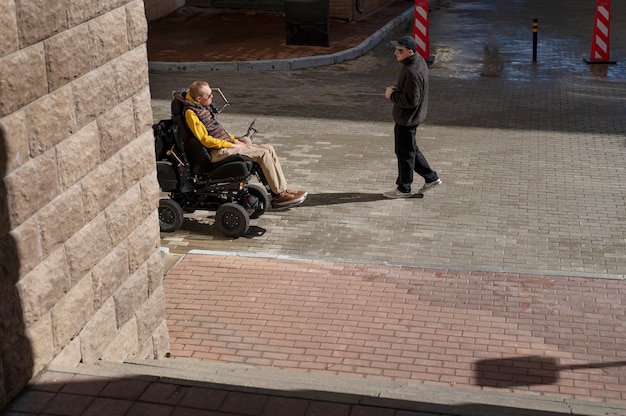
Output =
[{"x1": 390, "y1": 54, "x2": 429, "y2": 127}]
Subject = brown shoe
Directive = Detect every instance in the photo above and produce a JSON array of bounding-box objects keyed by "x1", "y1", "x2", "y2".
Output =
[
  {"x1": 273, "y1": 191, "x2": 305, "y2": 207},
  {"x1": 285, "y1": 189, "x2": 307, "y2": 199}
]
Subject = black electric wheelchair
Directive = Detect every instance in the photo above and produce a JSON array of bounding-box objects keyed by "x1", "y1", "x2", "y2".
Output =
[{"x1": 153, "y1": 90, "x2": 270, "y2": 238}]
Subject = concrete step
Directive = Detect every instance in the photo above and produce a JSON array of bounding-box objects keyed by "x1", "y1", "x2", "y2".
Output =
[
  {"x1": 159, "y1": 248, "x2": 184, "y2": 275},
  {"x1": 46, "y1": 359, "x2": 626, "y2": 416}
]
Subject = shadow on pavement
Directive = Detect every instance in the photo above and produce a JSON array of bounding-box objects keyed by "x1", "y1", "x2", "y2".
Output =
[
  {"x1": 474, "y1": 356, "x2": 626, "y2": 388},
  {"x1": 301, "y1": 192, "x2": 389, "y2": 207},
  {"x1": 3, "y1": 374, "x2": 596, "y2": 416},
  {"x1": 175, "y1": 216, "x2": 267, "y2": 240}
]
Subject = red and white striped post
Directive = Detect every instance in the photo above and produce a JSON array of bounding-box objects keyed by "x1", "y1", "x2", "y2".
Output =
[
  {"x1": 413, "y1": 0, "x2": 434, "y2": 63},
  {"x1": 584, "y1": 0, "x2": 616, "y2": 64}
]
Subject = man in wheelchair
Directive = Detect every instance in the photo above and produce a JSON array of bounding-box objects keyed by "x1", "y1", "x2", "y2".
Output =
[{"x1": 173, "y1": 81, "x2": 307, "y2": 208}]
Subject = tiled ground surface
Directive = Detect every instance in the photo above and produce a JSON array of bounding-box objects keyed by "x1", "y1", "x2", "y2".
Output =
[
  {"x1": 165, "y1": 253, "x2": 626, "y2": 404},
  {"x1": 152, "y1": 0, "x2": 626, "y2": 277}
]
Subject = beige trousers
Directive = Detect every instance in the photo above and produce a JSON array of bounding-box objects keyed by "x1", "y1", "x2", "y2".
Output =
[{"x1": 210, "y1": 143, "x2": 287, "y2": 195}]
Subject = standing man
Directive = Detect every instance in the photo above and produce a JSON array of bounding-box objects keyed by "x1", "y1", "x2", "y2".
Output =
[{"x1": 383, "y1": 35, "x2": 441, "y2": 198}]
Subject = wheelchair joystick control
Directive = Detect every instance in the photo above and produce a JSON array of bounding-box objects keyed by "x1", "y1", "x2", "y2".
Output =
[{"x1": 245, "y1": 119, "x2": 258, "y2": 140}]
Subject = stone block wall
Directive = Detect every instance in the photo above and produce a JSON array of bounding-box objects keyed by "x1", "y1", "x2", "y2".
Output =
[{"x1": 0, "y1": 0, "x2": 169, "y2": 409}]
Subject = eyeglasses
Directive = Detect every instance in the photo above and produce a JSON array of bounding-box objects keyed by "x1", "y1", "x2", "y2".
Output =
[
  {"x1": 394, "y1": 48, "x2": 408, "y2": 54},
  {"x1": 195, "y1": 92, "x2": 214, "y2": 103}
]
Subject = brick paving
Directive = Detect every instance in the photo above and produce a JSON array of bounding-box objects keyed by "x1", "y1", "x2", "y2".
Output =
[{"x1": 164, "y1": 253, "x2": 626, "y2": 405}]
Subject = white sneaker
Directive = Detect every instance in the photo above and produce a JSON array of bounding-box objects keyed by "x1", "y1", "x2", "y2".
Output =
[
  {"x1": 383, "y1": 188, "x2": 412, "y2": 199},
  {"x1": 417, "y1": 178, "x2": 442, "y2": 195}
]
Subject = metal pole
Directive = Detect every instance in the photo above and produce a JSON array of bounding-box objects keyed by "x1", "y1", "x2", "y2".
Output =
[{"x1": 532, "y1": 19, "x2": 538, "y2": 62}]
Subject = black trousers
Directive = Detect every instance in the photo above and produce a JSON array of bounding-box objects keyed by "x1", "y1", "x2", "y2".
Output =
[{"x1": 394, "y1": 123, "x2": 438, "y2": 193}]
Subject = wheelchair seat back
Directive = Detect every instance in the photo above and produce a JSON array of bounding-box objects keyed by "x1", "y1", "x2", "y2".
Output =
[{"x1": 171, "y1": 99, "x2": 214, "y2": 175}]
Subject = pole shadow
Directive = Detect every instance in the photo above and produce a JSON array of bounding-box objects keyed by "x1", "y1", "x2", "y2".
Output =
[
  {"x1": 473, "y1": 355, "x2": 626, "y2": 388},
  {"x1": 0, "y1": 125, "x2": 33, "y2": 409}
]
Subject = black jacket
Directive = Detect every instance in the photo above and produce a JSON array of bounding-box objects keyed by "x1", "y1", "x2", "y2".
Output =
[{"x1": 390, "y1": 54, "x2": 429, "y2": 127}]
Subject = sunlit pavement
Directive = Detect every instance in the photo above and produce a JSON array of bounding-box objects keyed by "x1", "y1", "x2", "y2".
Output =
[{"x1": 152, "y1": 0, "x2": 626, "y2": 277}]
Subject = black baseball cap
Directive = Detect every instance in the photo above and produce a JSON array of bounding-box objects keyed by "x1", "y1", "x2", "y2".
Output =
[{"x1": 391, "y1": 35, "x2": 417, "y2": 52}]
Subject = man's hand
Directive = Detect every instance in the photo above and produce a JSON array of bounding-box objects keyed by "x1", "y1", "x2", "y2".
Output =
[
  {"x1": 385, "y1": 86, "x2": 397, "y2": 100},
  {"x1": 231, "y1": 140, "x2": 248, "y2": 148},
  {"x1": 239, "y1": 136, "x2": 252, "y2": 146}
]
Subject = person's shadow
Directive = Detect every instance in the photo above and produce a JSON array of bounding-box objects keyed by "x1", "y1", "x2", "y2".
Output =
[
  {"x1": 0, "y1": 125, "x2": 33, "y2": 409},
  {"x1": 301, "y1": 192, "x2": 390, "y2": 207}
]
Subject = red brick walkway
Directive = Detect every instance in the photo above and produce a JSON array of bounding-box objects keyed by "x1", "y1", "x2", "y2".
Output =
[{"x1": 164, "y1": 253, "x2": 626, "y2": 405}]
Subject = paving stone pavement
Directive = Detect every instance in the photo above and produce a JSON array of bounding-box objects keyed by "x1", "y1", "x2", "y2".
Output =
[
  {"x1": 151, "y1": 0, "x2": 626, "y2": 277},
  {"x1": 5, "y1": 1, "x2": 626, "y2": 415},
  {"x1": 163, "y1": 254, "x2": 626, "y2": 403}
]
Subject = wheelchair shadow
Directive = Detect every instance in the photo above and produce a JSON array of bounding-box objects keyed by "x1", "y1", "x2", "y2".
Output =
[
  {"x1": 175, "y1": 192, "x2": 395, "y2": 238},
  {"x1": 243, "y1": 226, "x2": 266, "y2": 238},
  {"x1": 301, "y1": 192, "x2": 395, "y2": 207},
  {"x1": 180, "y1": 216, "x2": 266, "y2": 239}
]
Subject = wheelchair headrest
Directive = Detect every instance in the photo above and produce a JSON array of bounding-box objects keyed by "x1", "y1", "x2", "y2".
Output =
[
  {"x1": 172, "y1": 97, "x2": 221, "y2": 119},
  {"x1": 171, "y1": 98, "x2": 184, "y2": 117}
]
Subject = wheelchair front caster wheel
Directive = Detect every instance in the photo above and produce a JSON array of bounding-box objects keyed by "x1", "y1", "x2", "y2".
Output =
[
  {"x1": 216, "y1": 203, "x2": 250, "y2": 238},
  {"x1": 158, "y1": 198, "x2": 184, "y2": 232},
  {"x1": 246, "y1": 183, "x2": 270, "y2": 219}
]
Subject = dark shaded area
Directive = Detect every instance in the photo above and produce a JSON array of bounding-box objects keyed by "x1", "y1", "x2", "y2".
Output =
[
  {"x1": 173, "y1": 216, "x2": 267, "y2": 240},
  {"x1": 474, "y1": 356, "x2": 560, "y2": 387},
  {"x1": 2, "y1": 374, "x2": 593, "y2": 416},
  {"x1": 0, "y1": 126, "x2": 33, "y2": 410},
  {"x1": 474, "y1": 356, "x2": 626, "y2": 388},
  {"x1": 151, "y1": 70, "x2": 626, "y2": 135},
  {"x1": 285, "y1": 0, "x2": 330, "y2": 47},
  {"x1": 146, "y1": 1, "x2": 411, "y2": 62},
  {"x1": 301, "y1": 192, "x2": 392, "y2": 207}
]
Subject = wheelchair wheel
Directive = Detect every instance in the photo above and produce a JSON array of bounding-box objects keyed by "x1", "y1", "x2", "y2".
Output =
[
  {"x1": 158, "y1": 198, "x2": 184, "y2": 232},
  {"x1": 246, "y1": 184, "x2": 270, "y2": 219},
  {"x1": 215, "y1": 203, "x2": 250, "y2": 238}
]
